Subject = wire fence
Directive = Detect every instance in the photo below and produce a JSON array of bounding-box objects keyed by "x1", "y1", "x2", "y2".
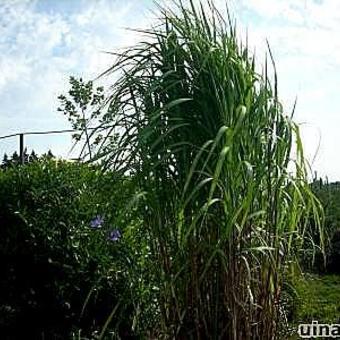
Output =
[{"x1": 0, "y1": 128, "x2": 90, "y2": 164}]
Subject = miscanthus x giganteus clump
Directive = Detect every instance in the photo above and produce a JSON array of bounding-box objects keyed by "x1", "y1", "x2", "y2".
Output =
[{"x1": 92, "y1": 1, "x2": 324, "y2": 338}]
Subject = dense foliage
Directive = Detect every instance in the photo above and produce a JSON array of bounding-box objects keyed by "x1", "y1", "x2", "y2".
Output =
[
  {"x1": 312, "y1": 178, "x2": 340, "y2": 273},
  {"x1": 0, "y1": 161, "x2": 337, "y2": 339},
  {"x1": 0, "y1": 159, "x2": 140, "y2": 339}
]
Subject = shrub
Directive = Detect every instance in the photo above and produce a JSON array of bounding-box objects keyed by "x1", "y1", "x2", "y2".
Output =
[{"x1": 0, "y1": 159, "x2": 136, "y2": 338}]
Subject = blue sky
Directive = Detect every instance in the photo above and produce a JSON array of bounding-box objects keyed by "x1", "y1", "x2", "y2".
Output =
[{"x1": 0, "y1": 0, "x2": 339, "y2": 180}]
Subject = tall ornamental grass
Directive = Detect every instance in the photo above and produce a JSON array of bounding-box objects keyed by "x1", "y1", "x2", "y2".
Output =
[{"x1": 93, "y1": 1, "x2": 323, "y2": 338}]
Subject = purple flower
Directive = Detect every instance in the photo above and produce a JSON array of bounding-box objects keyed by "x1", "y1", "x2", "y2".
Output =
[
  {"x1": 90, "y1": 215, "x2": 104, "y2": 229},
  {"x1": 108, "y1": 229, "x2": 122, "y2": 242}
]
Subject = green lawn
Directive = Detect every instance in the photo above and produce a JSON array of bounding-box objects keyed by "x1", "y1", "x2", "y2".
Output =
[{"x1": 294, "y1": 274, "x2": 340, "y2": 324}]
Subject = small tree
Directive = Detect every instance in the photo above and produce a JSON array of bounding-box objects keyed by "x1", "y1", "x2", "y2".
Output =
[
  {"x1": 1, "y1": 154, "x2": 10, "y2": 169},
  {"x1": 58, "y1": 77, "x2": 105, "y2": 160}
]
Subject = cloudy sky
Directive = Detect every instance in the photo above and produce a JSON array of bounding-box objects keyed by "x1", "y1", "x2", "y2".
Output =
[{"x1": 0, "y1": 0, "x2": 339, "y2": 179}]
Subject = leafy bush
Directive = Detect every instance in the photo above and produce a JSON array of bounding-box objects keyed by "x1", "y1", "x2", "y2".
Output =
[{"x1": 0, "y1": 159, "x2": 138, "y2": 339}]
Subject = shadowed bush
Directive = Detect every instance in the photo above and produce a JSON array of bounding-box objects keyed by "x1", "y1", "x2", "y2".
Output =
[{"x1": 0, "y1": 159, "x2": 136, "y2": 339}]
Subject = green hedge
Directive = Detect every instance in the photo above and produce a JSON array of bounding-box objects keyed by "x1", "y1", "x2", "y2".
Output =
[{"x1": 0, "y1": 159, "x2": 136, "y2": 339}]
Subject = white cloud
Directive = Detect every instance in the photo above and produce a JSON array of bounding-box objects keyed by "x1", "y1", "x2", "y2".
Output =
[{"x1": 0, "y1": 0, "x2": 149, "y2": 157}]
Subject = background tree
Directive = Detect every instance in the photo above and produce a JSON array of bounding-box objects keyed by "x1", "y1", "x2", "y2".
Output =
[
  {"x1": 58, "y1": 77, "x2": 106, "y2": 160},
  {"x1": 1, "y1": 150, "x2": 54, "y2": 169}
]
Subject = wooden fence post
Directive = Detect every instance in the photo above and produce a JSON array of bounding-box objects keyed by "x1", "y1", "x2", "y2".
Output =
[{"x1": 19, "y1": 133, "x2": 24, "y2": 164}]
